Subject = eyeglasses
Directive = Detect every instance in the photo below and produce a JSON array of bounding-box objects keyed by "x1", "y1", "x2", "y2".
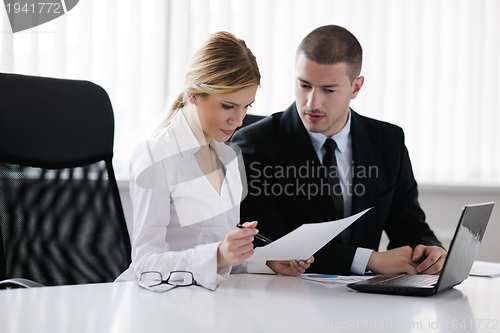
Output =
[{"x1": 138, "y1": 271, "x2": 218, "y2": 292}]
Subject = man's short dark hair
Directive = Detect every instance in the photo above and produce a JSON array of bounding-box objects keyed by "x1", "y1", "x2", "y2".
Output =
[{"x1": 297, "y1": 25, "x2": 362, "y2": 82}]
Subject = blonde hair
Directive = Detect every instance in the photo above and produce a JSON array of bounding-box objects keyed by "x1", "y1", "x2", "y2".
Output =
[{"x1": 158, "y1": 31, "x2": 261, "y2": 129}]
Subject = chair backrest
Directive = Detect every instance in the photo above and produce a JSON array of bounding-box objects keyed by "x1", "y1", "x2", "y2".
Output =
[
  {"x1": 0, "y1": 73, "x2": 131, "y2": 286},
  {"x1": 241, "y1": 114, "x2": 265, "y2": 129},
  {"x1": 230, "y1": 113, "x2": 265, "y2": 140}
]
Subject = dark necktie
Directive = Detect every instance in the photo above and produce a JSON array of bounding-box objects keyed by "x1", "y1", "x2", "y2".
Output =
[{"x1": 323, "y1": 138, "x2": 350, "y2": 244}]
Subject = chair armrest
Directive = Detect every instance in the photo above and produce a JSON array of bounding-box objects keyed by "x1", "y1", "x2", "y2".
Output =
[{"x1": 0, "y1": 278, "x2": 45, "y2": 289}]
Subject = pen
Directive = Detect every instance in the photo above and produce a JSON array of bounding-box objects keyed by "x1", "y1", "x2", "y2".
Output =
[{"x1": 236, "y1": 222, "x2": 273, "y2": 244}]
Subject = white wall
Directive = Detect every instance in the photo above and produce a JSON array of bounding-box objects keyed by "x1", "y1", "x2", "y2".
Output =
[
  {"x1": 417, "y1": 185, "x2": 500, "y2": 264},
  {"x1": 119, "y1": 182, "x2": 500, "y2": 264}
]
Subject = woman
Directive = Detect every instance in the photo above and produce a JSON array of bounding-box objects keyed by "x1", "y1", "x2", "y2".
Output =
[{"x1": 116, "y1": 32, "x2": 312, "y2": 286}]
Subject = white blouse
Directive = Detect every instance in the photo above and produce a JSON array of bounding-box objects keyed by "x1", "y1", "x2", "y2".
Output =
[{"x1": 115, "y1": 110, "x2": 251, "y2": 285}]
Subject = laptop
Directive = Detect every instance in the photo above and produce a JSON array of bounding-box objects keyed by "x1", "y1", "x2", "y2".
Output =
[{"x1": 347, "y1": 202, "x2": 494, "y2": 296}]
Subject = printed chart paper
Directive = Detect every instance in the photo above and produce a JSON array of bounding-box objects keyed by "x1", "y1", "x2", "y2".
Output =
[{"x1": 297, "y1": 274, "x2": 372, "y2": 285}]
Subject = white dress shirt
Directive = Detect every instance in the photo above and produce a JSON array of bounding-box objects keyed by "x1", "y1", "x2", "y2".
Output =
[
  {"x1": 116, "y1": 110, "x2": 260, "y2": 285},
  {"x1": 307, "y1": 110, "x2": 373, "y2": 275}
]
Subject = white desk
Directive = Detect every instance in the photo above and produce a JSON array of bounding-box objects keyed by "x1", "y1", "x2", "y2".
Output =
[{"x1": 1, "y1": 274, "x2": 499, "y2": 333}]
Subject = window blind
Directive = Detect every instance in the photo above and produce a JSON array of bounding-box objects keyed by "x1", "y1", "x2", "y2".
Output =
[{"x1": 1, "y1": 0, "x2": 498, "y2": 184}]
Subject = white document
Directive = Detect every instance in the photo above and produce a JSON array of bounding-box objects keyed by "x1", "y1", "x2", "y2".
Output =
[
  {"x1": 248, "y1": 208, "x2": 372, "y2": 262},
  {"x1": 470, "y1": 261, "x2": 500, "y2": 278}
]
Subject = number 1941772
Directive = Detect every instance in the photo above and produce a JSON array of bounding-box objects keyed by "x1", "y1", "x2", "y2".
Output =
[
  {"x1": 6, "y1": 2, "x2": 62, "y2": 14},
  {"x1": 443, "y1": 319, "x2": 499, "y2": 330}
]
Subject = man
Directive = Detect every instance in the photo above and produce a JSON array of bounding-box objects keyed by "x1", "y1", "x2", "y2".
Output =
[{"x1": 232, "y1": 25, "x2": 446, "y2": 276}]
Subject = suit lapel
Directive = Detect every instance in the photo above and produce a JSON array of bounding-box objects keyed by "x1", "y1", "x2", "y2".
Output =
[
  {"x1": 276, "y1": 103, "x2": 319, "y2": 164},
  {"x1": 351, "y1": 111, "x2": 378, "y2": 211},
  {"x1": 275, "y1": 103, "x2": 338, "y2": 221},
  {"x1": 350, "y1": 110, "x2": 379, "y2": 240}
]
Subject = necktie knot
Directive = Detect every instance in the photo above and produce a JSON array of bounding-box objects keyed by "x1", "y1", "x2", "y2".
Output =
[
  {"x1": 323, "y1": 138, "x2": 338, "y2": 167},
  {"x1": 323, "y1": 138, "x2": 337, "y2": 152}
]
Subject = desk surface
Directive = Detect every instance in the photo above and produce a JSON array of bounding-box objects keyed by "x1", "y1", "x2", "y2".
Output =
[{"x1": 1, "y1": 274, "x2": 499, "y2": 333}]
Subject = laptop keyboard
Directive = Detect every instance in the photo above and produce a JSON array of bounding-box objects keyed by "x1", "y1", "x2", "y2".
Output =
[{"x1": 376, "y1": 275, "x2": 439, "y2": 287}]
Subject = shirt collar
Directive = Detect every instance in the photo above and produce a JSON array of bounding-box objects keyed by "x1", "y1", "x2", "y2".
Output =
[
  {"x1": 170, "y1": 109, "x2": 232, "y2": 163},
  {"x1": 307, "y1": 109, "x2": 351, "y2": 153},
  {"x1": 171, "y1": 109, "x2": 202, "y2": 159}
]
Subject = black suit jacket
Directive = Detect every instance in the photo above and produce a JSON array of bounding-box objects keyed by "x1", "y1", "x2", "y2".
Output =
[{"x1": 232, "y1": 103, "x2": 442, "y2": 275}]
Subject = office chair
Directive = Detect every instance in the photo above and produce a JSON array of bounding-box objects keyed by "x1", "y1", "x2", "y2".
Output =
[
  {"x1": 241, "y1": 114, "x2": 265, "y2": 129},
  {"x1": 0, "y1": 73, "x2": 131, "y2": 288}
]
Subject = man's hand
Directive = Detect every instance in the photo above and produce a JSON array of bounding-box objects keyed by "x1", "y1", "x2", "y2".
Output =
[
  {"x1": 412, "y1": 245, "x2": 447, "y2": 274},
  {"x1": 366, "y1": 246, "x2": 419, "y2": 275},
  {"x1": 266, "y1": 256, "x2": 314, "y2": 276}
]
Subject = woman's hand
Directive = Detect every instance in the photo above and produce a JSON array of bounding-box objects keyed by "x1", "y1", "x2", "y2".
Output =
[
  {"x1": 266, "y1": 256, "x2": 314, "y2": 276},
  {"x1": 217, "y1": 221, "x2": 258, "y2": 267}
]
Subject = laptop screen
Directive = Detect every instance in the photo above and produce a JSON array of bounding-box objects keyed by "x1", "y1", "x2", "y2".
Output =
[{"x1": 436, "y1": 203, "x2": 494, "y2": 292}]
